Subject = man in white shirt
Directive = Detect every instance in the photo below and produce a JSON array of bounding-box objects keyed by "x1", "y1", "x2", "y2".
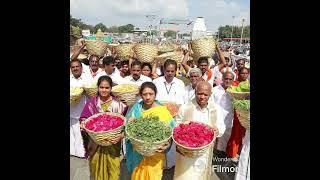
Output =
[
  {"x1": 181, "y1": 43, "x2": 227, "y2": 87},
  {"x1": 184, "y1": 67, "x2": 203, "y2": 103},
  {"x1": 88, "y1": 55, "x2": 103, "y2": 78},
  {"x1": 174, "y1": 81, "x2": 225, "y2": 180},
  {"x1": 70, "y1": 59, "x2": 91, "y2": 158},
  {"x1": 152, "y1": 59, "x2": 186, "y2": 171},
  {"x1": 153, "y1": 59, "x2": 186, "y2": 105},
  {"x1": 212, "y1": 72, "x2": 235, "y2": 153},
  {"x1": 124, "y1": 60, "x2": 152, "y2": 86},
  {"x1": 94, "y1": 56, "x2": 126, "y2": 86}
]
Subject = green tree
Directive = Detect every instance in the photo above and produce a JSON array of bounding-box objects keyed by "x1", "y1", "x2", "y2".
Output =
[
  {"x1": 118, "y1": 24, "x2": 135, "y2": 33},
  {"x1": 164, "y1": 30, "x2": 176, "y2": 38},
  {"x1": 94, "y1": 23, "x2": 107, "y2": 33}
]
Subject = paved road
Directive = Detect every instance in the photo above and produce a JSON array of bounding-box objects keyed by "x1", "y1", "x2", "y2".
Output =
[{"x1": 70, "y1": 154, "x2": 234, "y2": 180}]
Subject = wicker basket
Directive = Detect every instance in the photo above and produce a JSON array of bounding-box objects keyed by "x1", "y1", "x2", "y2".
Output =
[
  {"x1": 114, "y1": 44, "x2": 134, "y2": 60},
  {"x1": 107, "y1": 43, "x2": 120, "y2": 49},
  {"x1": 83, "y1": 87, "x2": 98, "y2": 98},
  {"x1": 112, "y1": 84, "x2": 140, "y2": 106},
  {"x1": 235, "y1": 108, "x2": 250, "y2": 130},
  {"x1": 134, "y1": 43, "x2": 159, "y2": 63},
  {"x1": 160, "y1": 101, "x2": 179, "y2": 117},
  {"x1": 70, "y1": 87, "x2": 84, "y2": 106},
  {"x1": 158, "y1": 43, "x2": 175, "y2": 54},
  {"x1": 226, "y1": 90, "x2": 250, "y2": 100},
  {"x1": 125, "y1": 122, "x2": 172, "y2": 156},
  {"x1": 85, "y1": 40, "x2": 108, "y2": 57},
  {"x1": 191, "y1": 37, "x2": 216, "y2": 61},
  {"x1": 155, "y1": 51, "x2": 183, "y2": 64},
  {"x1": 82, "y1": 112, "x2": 125, "y2": 146},
  {"x1": 173, "y1": 122, "x2": 218, "y2": 158}
]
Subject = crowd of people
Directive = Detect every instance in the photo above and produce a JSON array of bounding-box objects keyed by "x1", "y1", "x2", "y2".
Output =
[{"x1": 70, "y1": 40, "x2": 250, "y2": 180}]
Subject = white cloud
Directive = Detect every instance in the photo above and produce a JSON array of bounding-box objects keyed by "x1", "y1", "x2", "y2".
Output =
[
  {"x1": 71, "y1": 0, "x2": 189, "y2": 28},
  {"x1": 70, "y1": 0, "x2": 249, "y2": 32}
]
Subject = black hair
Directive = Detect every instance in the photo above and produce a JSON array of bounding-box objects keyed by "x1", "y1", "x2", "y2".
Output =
[
  {"x1": 103, "y1": 56, "x2": 115, "y2": 66},
  {"x1": 163, "y1": 59, "x2": 177, "y2": 70},
  {"x1": 82, "y1": 58, "x2": 89, "y2": 65},
  {"x1": 97, "y1": 76, "x2": 113, "y2": 96},
  {"x1": 70, "y1": 59, "x2": 82, "y2": 67},
  {"x1": 121, "y1": 60, "x2": 129, "y2": 66},
  {"x1": 139, "y1": 82, "x2": 157, "y2": 95},
  {"x1": 97, "y1": 75, "x2": 113, "y2": 87},
  {"x1": 197, "y1": 57, "x2": 209, "y2": 65},
  {"x1": 238, "y1": 67, "x2": 250, "y2": 74},
  {"x1": 236, "y1": 59, "x2": 245, "y2": 64},
  {"x1": 131, "y1": 60, "x2": 142, "y2": 68},
  {"x1": 141, "y1": 62, "x2": 152, "y2": 71}
]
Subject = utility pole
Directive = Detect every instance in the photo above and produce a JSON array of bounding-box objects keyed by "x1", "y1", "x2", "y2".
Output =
[
  {"x1": 240, "y1": 18, "x2": 245, "y2": 45},
  {"x1": 230, "y1": 16, "x2": 235, "y2": 45},
  {"x1": 146, "y1": 15, "x2": 156, "y2": 43}
]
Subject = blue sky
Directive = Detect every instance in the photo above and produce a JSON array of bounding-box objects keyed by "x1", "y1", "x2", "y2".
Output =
[{"x1": 70, "y1": 0, "x2": 250, "y2": 32}]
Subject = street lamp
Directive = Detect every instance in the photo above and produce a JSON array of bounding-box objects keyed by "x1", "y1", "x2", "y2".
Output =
[
  {"x1": 240, "y1": 19, "x2": 245, "y2": 45},
  {"x1": 230, "y1": 16, "x2": 235, "y2": 45}
]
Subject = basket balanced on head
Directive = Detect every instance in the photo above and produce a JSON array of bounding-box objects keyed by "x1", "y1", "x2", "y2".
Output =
[
  {"x1": 173, "y1": 121, "x2": 217, "y2": 158},
  {"x1": 155, "y1": 51, "x2": 183, "y2": 64},
  {"x1": 191, "y1": 37, "x2": 216, "y2": 61},
  {"x1": 114, "y1": 44, "x2": 134, "y2": 61},
  {"x1": 82, "y1": 112, "x2": 125, "y2": 146},
  {"x1": 111, "y1": 84, "x2": 139, "y2": 106},
  {"x1": 85, "y1": 40, "x2": 108, "y2": 57},
  {"x1": 70, "y1": 87, "x2": 84, "y2": 106},
  {"x1": 125, "y1": 115, "x2": 173, "y2": 156},
  {"x1": 133, "y1": 43, "x2": 159, "y2": 63}
]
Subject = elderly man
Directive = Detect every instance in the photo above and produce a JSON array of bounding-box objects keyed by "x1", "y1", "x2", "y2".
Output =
[
  {"x1": 88, "y1": 55, "x2": 103, "y2": 78},
  {"x1": 182, "y1": 43, "x2": 227, "y2": 86},
  {"x1": 184, "y1": 68, "x2": 203, "y2": 103},
  {"x1": 211, "y1": 72, "x2": 235, "y2": 154},
  {"x1": 174, "y1": 81, "x2": 226, "y2": 180},
  {"x1": 70, "y1": 59, "x2": 92, "y2": 158}
]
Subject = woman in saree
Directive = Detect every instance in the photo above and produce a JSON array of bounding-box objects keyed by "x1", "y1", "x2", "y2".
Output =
[
  {"x1": 80, "y1": 75, "x2": 127, "y2": 180},
  {"x1": 125, "y1": 82, "x2": 175, "y2": 180}
]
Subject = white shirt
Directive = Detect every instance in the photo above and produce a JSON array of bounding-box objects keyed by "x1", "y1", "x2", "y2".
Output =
[
  {"x1": 70, "y1": 73, "x2": 91, "y2": 120},
  {"x1": 153, "y1": 76, "x2": 186, "y2": 105},
  {"x1": 212, "y1": 85, "x2": 234, "y2": 151},
  {"x1": 124, "y1": 74, "x2": 152, "y2": 86},
  {"x1": 184, "y1": 84, "x2": 195, "y2": 104},
  {"x1": 94, "y1": 69, "x2": 127, "y2": 86}
]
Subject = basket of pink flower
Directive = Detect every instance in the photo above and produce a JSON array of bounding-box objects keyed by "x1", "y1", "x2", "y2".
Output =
[
  {"x1": 173, "y1": 121, "x2": 218, "y2": 158},
  {"x1": 82, "y1": 112, "x2": 125, "y2": 146}
]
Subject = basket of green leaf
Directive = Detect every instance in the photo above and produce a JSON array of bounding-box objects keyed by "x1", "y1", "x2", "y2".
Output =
[
  {"x1": 233, "y1": 100, "x2": 250, "y2": 130},
  {"x1": 125, "y1": 115, "x2": 173, "y2": 156},
  {"x1": 227, "y1": 80, "x2": 250, "y2": 100}
]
